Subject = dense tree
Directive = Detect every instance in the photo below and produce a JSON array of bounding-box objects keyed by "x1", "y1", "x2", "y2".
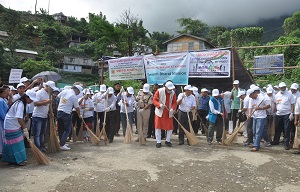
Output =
[
  {"x1": 149, "y1": 31, "x2": 173, "y2": 52},
  {"x1": 207, "y1": 26, "x2": 228, "y2": 47},
  {"x1": 176, "y1": 17, "x2": 209, "y2": 37},
  {"x1": 20, "y1": 59, "x2": 57, "y2": 78},
  {"x1": 283, "y1": 11, "x2": 300, "y2": 35}
]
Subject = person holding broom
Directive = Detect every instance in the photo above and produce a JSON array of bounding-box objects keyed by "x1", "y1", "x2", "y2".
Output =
[
  {"x1": 207, "y1": 89, "x2": 224, "y2": 145},
  {"x1": 152, "y1": 81, "x2": 177, "y2": 148},
  {"x1": 103, "y1": 87, "x2": 117, "y2": 143},
  {"x1": 1, "y1": 90, "x2": 37, "y2": 166},
  {"x1": 293, "y1": 96, "x2": 300, "y2": 154},
  {"x1": 79, "y1": 89, "x2": 94, "y2": 142}
]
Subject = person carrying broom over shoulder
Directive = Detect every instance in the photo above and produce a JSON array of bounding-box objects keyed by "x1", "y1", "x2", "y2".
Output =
[
  {"x1": 78, "y1": 89, "x2": 94, "y2": 142},
  {"x1": 152, "y1": 81, "x2": 177, "y2": 148},
  {"x1": 207, "y1": 89, "x2": 224, "y2": 145},
  {"x1": 177, "y1": 85, "x2": 196, "y2": 146}
]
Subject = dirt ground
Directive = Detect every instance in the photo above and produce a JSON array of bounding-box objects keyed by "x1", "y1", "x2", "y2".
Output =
[{"x1": 1, "y1": 128, "x2": 300, "y2": 192}]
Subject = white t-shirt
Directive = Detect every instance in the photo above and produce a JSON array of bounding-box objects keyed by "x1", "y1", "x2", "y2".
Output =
[
  {"x1": 79, "y1": 97, "x2": 94, "y2": 118},
  {"x1": 57, "y1": 89, "x2": 79, "y2": 114},
  {"x1": 275, "y1": 91, "x2": 295, "y2": 115},
  {"x1": 12, "y1": 94, "x2": 21, "y2": 102},
  {"x1": 177, "y1": 93, "x2": 196, "y2": 112},
  {"x1": 243, "y1": 95, "x2": 250, "y2": 115},
  {"x1": 295, "y1": 97, "x2": 300, "y2": 115},
  {"x1": 119, "y1": 93, "x2": 134, "y2": 113},
  {"x1": 32, "y1": 88, "x2": 49, "y2": 118},
  {"x1": 249, "y1": 94, "x2": 271, "y2": 119},
  {"x1": 4, "y1": 101, "x2": 24, "y2": 130},
  {"x1": 93, "y1": 92, "x2": 106, "y2": 112}
]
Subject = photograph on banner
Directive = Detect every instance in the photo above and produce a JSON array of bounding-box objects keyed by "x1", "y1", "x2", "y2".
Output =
[
  {"x1": 144, "y1": 53, "x2": 189, "y2": 85},
  {"x1": 189, "y1": 50, "x2": 231, "y2": 78},
  {"x1": 254, "y1": 54, "x2": 284, "y2": 75},
  {"x1": 108, "y1": 56, "x2": 145, "y2": 81},
  {"x1": 9, "y1": 68, "x2": 23, "y2": 83}
]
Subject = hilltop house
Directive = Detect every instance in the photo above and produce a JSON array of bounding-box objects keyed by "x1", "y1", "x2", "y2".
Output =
[
  {"x1": 59, "y1": 55, "x2": 98, "y2": 74},
  {"x1": 52, "y1": 12, "x2": 67, "y2": 24}
]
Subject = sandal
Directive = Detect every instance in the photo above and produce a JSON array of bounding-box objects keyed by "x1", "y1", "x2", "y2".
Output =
[{"x1": 18, "y1": 161, "x2": 27, "y2": 166}]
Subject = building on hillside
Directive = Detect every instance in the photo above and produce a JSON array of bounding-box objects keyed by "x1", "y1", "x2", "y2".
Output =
[
  {"x1": 59, "y1": 55, "x2": 98, "y2": 74},
  {"x1": 4, "y1": 48, "x2": 38, "y2": 59},
  {"x1": 163, "y1": 33, "x2": 215, "y2": 52},
  {"x1": 0, "y1": 31, "x2": 8, "y2": 41},
  {"x1": 53, "y1": 12, "x2": 67, "y2": 24},
  {"x1": 66, "y1": 33, "x2": 92, "y2": 48}
]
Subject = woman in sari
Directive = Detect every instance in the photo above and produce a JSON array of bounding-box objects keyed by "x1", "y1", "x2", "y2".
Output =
[
  {"x1": 0, "y1": 86, "x2": 10, "y2": 157},
  {"x1": 1, "y1": 90, "x2": 37, "y2": 166}
]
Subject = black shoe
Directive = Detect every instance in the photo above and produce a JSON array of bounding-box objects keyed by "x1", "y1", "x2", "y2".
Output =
[
  {"x1": 165, "y1": 141, "x2": 172, "y2": 147},
  {"x1": 153, "y1": 136, "x2": 156, "y2": 139},
  {"x1": 147, "y1": 135, "x2": 151, "y2": 138},
  {"x1": 156, "y1": 143, "x2": 162, "y2": 148},
  {"x1": 115, "y1": 132, "x2": 120, "y2": 137},
  {"x1": 285, "y1": 146, "x2": 290, "y2": 150},
  {"x1": 271, "y1": 141, "x2": 279, "y2": 145},
  {"x1": 187, "y1": 140, "x2": 190, "y2": 146},
  {"x1": 179, "y1": 141, "x2": 184, "y2": 145},
  {"x1": 109, "y1": 140, "x2": 113, "y2": 143}
]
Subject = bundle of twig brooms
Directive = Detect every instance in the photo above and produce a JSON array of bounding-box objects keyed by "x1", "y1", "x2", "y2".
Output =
[
  {"x1": 122, "y1": 87, "x2": 134, "y2": 143},
  {"x1": 223, "y1": 100, "x2": 263, "y2": 146},
  {"x1": 293, "y1": 123, "x2": 299, "y2": 149},
  {"x1": 99, "y1": 93, "x2": 109, "y2": 145},
  {"x1": 81, "y1": 117, "x2": 100, "y2": 145},
  {"x1": 47, "y1": 89, "x2": 61, "y2": 153},
  {"x1": 27, "y1": 136, "x2": 49, "y2": 165}
]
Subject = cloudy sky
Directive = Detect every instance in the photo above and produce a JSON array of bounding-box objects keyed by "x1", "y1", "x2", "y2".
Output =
[{"x1": 1, "y1": 0, "x2": 299, "y2": 34}]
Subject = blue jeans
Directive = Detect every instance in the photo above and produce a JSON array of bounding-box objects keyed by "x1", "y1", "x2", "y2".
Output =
[
  {"x1": 32, "y1": 117, "x2": 47, "y2": 150},
  {"x1": 120, "y1": 112, "x2": 133, "y2": 136},
  {"x1": 253, "y1": 118, "x2": 266, "y2": 149},
  {"x1": 57, "y1": 111, "x2": 72, "y2": 146}
]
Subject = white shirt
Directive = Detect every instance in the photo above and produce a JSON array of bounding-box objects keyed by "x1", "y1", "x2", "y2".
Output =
[
  {"x1": 79, "y1": 97, "x2": 94, "y2": 118},
  {"x1": 12, "y1": 93, "x2": 21, "y2": 102},
  {"x1": 209, "y1": 98, "x2": 222, "y2": 115},
  {"x1": 119, "y1": 93, "x2": 134, "y2": 113},
  {"x1": 93, "y1": 92, "x2": 106, "y2": 112},
  {"x1": 223, "y1": 92, "x2": 231, "y2": 115},
  {"x1": 266, "y1": 94, "x2": 276, "y2": 115},
  {"x1": 290, "y1": 91, "x2": 300, "y2": 101},
  {"x1": 243, "y1": 95, "x2": 250, "y2": 115},
  {"x1": 275, "y1": 90, "x2": 295, "y2": 115},
  {"x1": 107, "y1": 94, "x2": 117, "y2": 111},
  {"x1": 177, "y1": 93, "x2": 196, "y2": 112},
  {"x1": 57, "y1": 89, "x2": 79, "y2": 114},
  {"x1": 295, "y1": 97, "x2": 300, "y2": 115},
  {"x1": 249, "y1": 94, "x2": 271, "y2": 119},
  {"x1": 32, "y1": 88, "x2": 49, "y2": 118},
  {"x1": 4, "y1": 101, "x2": 24, "y2": 130}
]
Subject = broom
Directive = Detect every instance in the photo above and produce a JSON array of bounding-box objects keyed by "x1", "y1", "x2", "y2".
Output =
[
  {"x1": 123, "y1": 89, "x2": 134, "y2": 144},
  {"x1": 77, "y1": 90, "x2": 88, "y2": 141},
  {"x1": 221, "y1": 100, "x2": 227, "y2": 145},
  {"x1": 72, "y1": 126, "x2": 78, "y2": 142},
  {"x1": 223, "y1": 100, "x2": 263, "y2": 146},
  {"x1": 81, "y1": 117, "x2": 100, "y2": 145},
  {"x1": 26, "y1": 136, "x2": 49, "y2": 165},
  {"x1": 293, "y1": 123, "x2": 299, "y2": 149},
  {"x1": 47, "y1": 89, "x2": 61, "y2": 153},
  {"x1": 99, "y1": 93, "x2": 109, "y2": 145},
  {"x1": 157, "y1": 96, "x2": 198, "y2": 145},
  {"x1": 181, "y1": 87, "x2": 196, "y2": 136},
  {"x1": 95, "y1": 112, "x2": 101, "y2": 138}
]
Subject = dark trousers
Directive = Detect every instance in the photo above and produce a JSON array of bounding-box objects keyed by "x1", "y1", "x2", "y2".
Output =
[
  {"x1": 231, "y1": 109, "x2": 239, "y2": 130},
  {"x1": 94, "y1": 111, "x2": 104, "y2": 132},
  {"x1": 246, "y1": 117, "x2": 254, "y2": 143},
  {"x1": 273, "y1": 114, "x2": 290, "y2": 147},
  {"x1": 148, "y1": 110, "x2": 155, "y2": 137},
  {"x1": 115, "y1": 107, "x2": 121, "y2": 134},
  {"x1": 178, "y1": 110, "x2": 192, "y2": 142},
  {"x1": 106, "y1": 110, "x2": 116, "y2": 142},
  {"x1": 198, "y1": 110, "x2": 208, "y2": 134},
  {"x1": 290, "y1": 120, "x2": 296, "y2": 145},
  {"x1": 207, "y1": 115, "x2": 223, "y2": 142}
]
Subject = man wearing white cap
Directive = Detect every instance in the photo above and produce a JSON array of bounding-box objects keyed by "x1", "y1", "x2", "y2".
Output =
[
  {"x1": 289, "y1": 83, "x2": 300, "y2": 146},
  {"x1": 197, "y1": 88, "x2": 210, "y2": 135},
  {"x1": 207, "y1": 89, "x2": 224, "y2": 145},
  {"x1": 177, "y1": 85, "x2": 196, "y2": 145},
  {"x1": 103, "y1": 87, "x2": 117, "y2": 143},
  {"x1": 57, "y1": 85, "x2": 82, "y2": 150},
  {"x1": 266, "y1": 87, "x2": 276, "y2": 142},
  {"x1": 135, "y1": 83, "x2": 153, "y2": 145},
  {"x1": 152, "y1": 81, "x2": 177, "y2": 148},
  {"x1": 93, "y1": 84, "x2": 107, "y2": 133},
  {"x1": 271, "y1": 82, "x2": 295, "y2": 150},
  {"x1": 231, "y1": 80, "x2": 242, "y2": 130},
  {"x1": 31, "y1": 81, "x2": 57, "y2": 151},
  {"x1": 273, "y1": 85, "x2": 279, "y2": 95}
]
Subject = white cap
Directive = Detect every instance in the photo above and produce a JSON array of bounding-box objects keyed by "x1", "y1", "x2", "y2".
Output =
[
  {"x1": 20, "y1": 77, "x2": 30, "y2": 83},
  {"x1": 250, "y1": 84, "x2": 256, "y2": 89},
  {"x1": 74, "y1": 85, "x2": 83, "y2": 93},
  {"x1": 45, "y1": 81, "x2": 58, "y2": 90},
  {"x1": 279, "y1": 82, "x2": 286, "y2": 88},
  {"x1": 212, "y1": 89, "x2": 219, "y2": 96},
  {"x1": 127, "y1": 87, "x2": 134, "y2": 94},
  {"x1": 290, "y1": 83, "x2": 299, "y2": 90},
  {"x1": 192, "y1": 87, "x2": 198, "y2": 91},
  {"x1": 17, "y1": 83, "x2": 25, "y2": 89},
  {"x1": 64, "y1": 85, "x2": 72, "y2": 90},
  {"x1": 247, "y1": 89, "x2": 255, "y2": 95},
  {"x1": 263, "y1": 87, "x2": 267, "y2": 89},
  {"x1": 252, "y1": 86, "x2": 260, "y2": 91},
  {"x1": 233, "y1": 80, "x2": 239, "y2": 85},
  {"x1": 266, "y1": 87, "x2": 273, "y2": 94},
  {"x1": 143, "y1": 83, "x2": 150, "y2": 93},
  {"x1": 108, "y1": 87, "x2": 114, "y2": 94},
  {"x1": 94, "y1": 90, "x2": 99, "y2": 93},
  {"x1": 9, "y1": 86, "x2": 17, "y2": 91},
  {"x1": 184, "y1": 85, "x2": 193, "y2": 91},
  {"x1": 201, "y1": 88, "x2": 208, "y2": 92},
  {"x1": 237, "y1": 90, "x2": 246, "y2": 98},
  {"x1": 83, "y1": 88, "x2": 92, "y2": 95},
  {"x1": 274, "y1": 85, "x2": 279, "y2": 89},
  {"x1": 25, "y1": 90, "x2": 38, "y2": 102},
  {"x1": 165, "y1": 81, "x2": 175, "y2": 90},
  {"x1": 100, "y1": 84, "x2": 106, "y2": 92}
]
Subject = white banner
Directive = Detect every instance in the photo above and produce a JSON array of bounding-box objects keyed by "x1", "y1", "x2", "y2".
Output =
[
  {"x1": 9, "y1": 69, "x2": 23, "y2": 83},
  {"x1": 189, "y1": 50, "x2": 231, "y2": 78},
  {"x1": 108, "y1": 56, "x2": 145, "y2": 80}
]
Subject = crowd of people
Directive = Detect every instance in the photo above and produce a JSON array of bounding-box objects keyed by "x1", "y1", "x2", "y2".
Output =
[{"x1": 0, "y1": 77, "x2": 300, "y2": 166}]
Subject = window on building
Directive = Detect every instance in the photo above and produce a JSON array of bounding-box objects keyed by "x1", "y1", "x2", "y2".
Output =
[
  {"x1": 69, "y1": 57, "x2": 75, "y2": 62},
  {"x1": 188, "y1": 42, "x2": 194, "y2": 51}
]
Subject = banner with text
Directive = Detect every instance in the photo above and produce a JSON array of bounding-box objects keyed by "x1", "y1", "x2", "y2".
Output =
[
  {"x1": 9, "y1": 68, "x2": 23, "y2": 83},
  {"x1": 108, "y1": 56, "x2": 145, "y2": 80},
  {"x1": 254, "y1": 54, "x2": 284, "y2": 75},
  {"x1": 144, "y1": 53, "x2": 189, "y2": 85},
  {"x1": 189, "y1": 50, "x2": 231, "y2": 78}
]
